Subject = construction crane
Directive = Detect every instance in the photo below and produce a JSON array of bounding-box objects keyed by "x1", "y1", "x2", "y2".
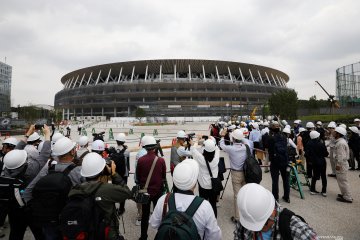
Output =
[
  {"x1": 315, "y1": 81, "x2": 340, "y2": 114},
  {"x1": 250, "y1": 107, "x2": 257, "y2": 120}
]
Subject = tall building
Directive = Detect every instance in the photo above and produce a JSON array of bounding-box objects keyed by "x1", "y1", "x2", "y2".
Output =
[{"x1": 0, "y1": 61, "x2": 12, "y2": 114}]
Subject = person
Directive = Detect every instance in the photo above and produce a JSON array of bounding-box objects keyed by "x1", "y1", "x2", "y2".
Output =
[
  {"x1": 293, "y1": 119, "x2": 301, "y2": 135},
  {"x1": 354, "y1": 118, "x2": 360, "y2": 130},
  {"x1": 348, "y1": 126, "x2": 360, "y2": 170},
  {"x1": 334, "y1": 127, "x2": 353, "y2": 203},
  {"x1": 66, "y1": 123, "x2": 71, "y2": 136},
  {"x1": 261, "y1": 127, "x2": 270, "y2": 173},
  {"x1": 1, "y1": 124, "x2": 51, "y2": 240},
  {"x1": 24, "y1": 132, "x2": 42, "y2": 163},
  {"x1": 149, "y1": 159, "x2": 222, "y2": 240},
  {"x1": 249, "y1": 123, "x2": 262, "y2": 154},
  {"x1": 305, "y1": 131, "x2": 328, "y2": 196},
  {"x1": 191, "y1": 139, "x2": 220, "y2": 217},
  {"x1": 170, "y1": 130, "x2": 191, "y2": 174},
  {"x1": 77, "y1": 122, "x2": 83, "y2": 135},
  {"x1": 303, "y1": 122, "x2": 315, "y2": 178},
  {"x1": 210, "y1": 123, "x2": 220, "y2": 146},
  {"x1": 234, "y1": 183, "x2": 318, "y2": 240},
  {"x1": 315, "y1": 121, "x2": 326, "y2": 141},
  {"x1": 268, "y1": 121, "x2": 290, "y2": 203},
  {"x1": 296, "y1": 127, "x2": 306, "y2": 165},
  {"x1": 67, "y1": 152, "x2": 132, "y2": 239},
  {"x1": 136, "y1": 135, "x2": 166, "y2": 240},
  {"x1": 282, "y1": 127, "x2": 297, "y2": 163},
  {"x1": 326, "y1": 122, "x2": 337, "y2": 177},
  {"x1": 219, "y1": 129, "x2": 248, "y2": 223},
  {"x1": 76, "y1": 136, "x2": 90, "y2": 164}
]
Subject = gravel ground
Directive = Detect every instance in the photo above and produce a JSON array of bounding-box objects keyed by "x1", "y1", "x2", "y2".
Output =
[{"x1": 3, "y1": 122, "x2": 360, "y2": 240}]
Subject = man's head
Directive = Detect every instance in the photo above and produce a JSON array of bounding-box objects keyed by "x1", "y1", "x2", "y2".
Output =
[
  {"x1": 80, "y1": 152, "x2": 106, "y2": 180},
  {"x1": 91, "y1": 140, "x2": 106, "y2": 155},
  {"x1": 27, "y1": 132, "x2": 41, "y2": 147},
  {"x1": 78, "y1": 136, "x2": 89, "y2": 148},
  {"x1": 3, "y1": 149, "x2": 27, "y2": 170},
  {"x1": 293, "y1": 119, "x2": 301, "y2": 127},
  {"x1": 237, "y1": 183, "x2": 275, "y2": 232},
  {"x1": 334, "y1": 127, "x2": 346, "y2": 139},
  {"x1": 142, "y1": 135, "x2": 157, "y2": 152},
  {"x1": 115, "y1": 133, "x2": 126, "y2": 146},
  {"x1": 305, "y1": 122, "x2": 315, "y2": 130},
  {"x1": 173, "y1": 159, "x2": 199, "y2": 191},
  {"x1": 327, "y1": 121, "x2": 336, "y2": 132},
  {"x1": 231, "y1": 129, "x2": 244, "y2": 143},
  {"x1": 176, "y1": 130, "x2": 187, "y2": 145},
  {"x1": 52, "y1": 137, "x2": 77, "y2": 162},
  {"x1": 2, "y1": 137, "x2": 18, "y2": 154}
]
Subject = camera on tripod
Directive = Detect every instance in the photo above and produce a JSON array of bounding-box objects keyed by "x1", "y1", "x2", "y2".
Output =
[
  {"x1": 92, "y1": 132, "x2": 105, "y2": 141},
  {"x1": 185, "y1": 133, "x2": 196, "y2": 142}
]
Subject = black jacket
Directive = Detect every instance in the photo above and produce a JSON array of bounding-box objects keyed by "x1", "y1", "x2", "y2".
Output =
[
  {"x1": 348, "y1": 133, "x2": 360, "y2": 153},
  {"x1": 304, "y1": 139, "x2": 328, "y2": 166}
]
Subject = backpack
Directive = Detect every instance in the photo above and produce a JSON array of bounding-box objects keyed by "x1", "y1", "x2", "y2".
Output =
[
  {"x1": 31, "y1": 163, "x2": 76, "y2": 226},
  {"x1": 278, "y1": 208, "x2": 307, "y2": 240},
  {"x1": 0, "y1": 176, "x2": 26, "y2": 207},
  {"x1": 273, "y1": 134, "x2": 289, "y2": 167},
  {"x1": 243, "y1": 144, "x2": 262, "y2": 184},
  {"x1": 59, "y1": 182, "x2": 110, "y2": 240},
  {"x1": 109, "y1": 148, "x2": 127, "y2": 177},
  {"x1": 155, "y1": 193, "x2": 204, "y2": 240}
]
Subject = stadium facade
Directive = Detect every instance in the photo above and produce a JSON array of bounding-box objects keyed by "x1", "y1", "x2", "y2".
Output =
[
  {"x1": 54, "y1": 59, "x2": 289, "y2": 119},
  {"x1": 336, "y1": 61, "x2": 360, "y2": 106},
  {"x1": 0, "y1": 61, "x2": 12, "y2": 114}
]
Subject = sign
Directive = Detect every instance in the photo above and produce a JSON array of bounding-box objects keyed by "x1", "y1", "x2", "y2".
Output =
[
  {"x1": 139, "y1": 105, "x2": 149, "y2": 109},
  {"x1": 168, "y1": 105, "x2": 181, "y2": 108}
]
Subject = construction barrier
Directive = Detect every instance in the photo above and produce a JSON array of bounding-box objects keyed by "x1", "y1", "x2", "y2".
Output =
[
  {"x1": 81, "y1": 128, "x2": 87, "y2": 136},
  {"x1": 128, "y1": 129, "x2": 134, "y2": 135},
  {"x1": 153, "y1": 129, "x2": 158, "y2": 136},
  {"x1": 108, "y1": 128, "x2": 114, "y2": 140},
  {"x1": 92, "y1": 128, "x2": 96, "y2": 134}
]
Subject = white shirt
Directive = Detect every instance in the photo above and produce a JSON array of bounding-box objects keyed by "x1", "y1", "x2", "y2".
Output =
[
  {"x1": 191, "y1": 147, "x2": 219, "y2": 189},
  {"x1": 149, "y1": 193, "x2": 222, "y2": 240},
  {"x1": 249, "y1": 129, "x2": 262, "y2": 143},
  {"x1": 287, "y1": 138, "x2": 297, "y2": 149}
]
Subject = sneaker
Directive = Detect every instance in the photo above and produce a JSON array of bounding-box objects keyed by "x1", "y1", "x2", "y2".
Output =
[
  {"x1": 310, "y1": 190, "x2": 320, "y2": 195},
  {"x1": 321, "y1": 192, "x2": 327, "y2": 197},
  {"x1": 336, "y1": 197, "x2": 353, "y2": 203},
  {"x1": 349, "y1": 167, "x2": 356, "y2": 171},
  {"x1": 337, "y1": 194, "x2": 343, "y2": 198},
  {"x1": 328, "y1": 173, "x2": 336, "y2": 177},
  {"x1": 282, "y1": 196, "x2": 290, "y2": 203},
  {"x1": 135, "y1": 219, "x2": 141, "y2": 226}
]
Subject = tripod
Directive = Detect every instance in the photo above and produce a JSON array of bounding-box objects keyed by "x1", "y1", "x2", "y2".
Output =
[{"x1": 220, "y1": 169, "x2": 231, "y2": 199}]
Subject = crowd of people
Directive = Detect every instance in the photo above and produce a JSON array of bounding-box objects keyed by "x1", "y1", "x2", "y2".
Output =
[{"x1": 0, "y1": 116, "x2": 359, "y2": 239}]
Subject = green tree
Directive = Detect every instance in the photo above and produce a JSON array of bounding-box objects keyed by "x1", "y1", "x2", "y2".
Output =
[
  {"x1": 268, "y1": 89, "x2": 298, "y2": 119},
  {"x1": 135, "y1": 108, "x2": 146, "y2": 122}
]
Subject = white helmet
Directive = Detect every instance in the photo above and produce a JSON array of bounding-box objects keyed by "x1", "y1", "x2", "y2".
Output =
[
  {"x1": 339, "y1": 124, "x2": 346, "y2": 129},
  {"x1": 263, "y1": 122, "x2": 269, "y2": 127},
  {"x1": 173, "y1": 159, "x2": 199, "y2": 191},
  {"x1": 327, "y1": 122, "x2": 336, "y2": 128},
  {"x1": 298, "y1": 127, "x2": 306, "y2": 133},
  {"x1": 141, "y1": 135, "x2": 157, "y2": 147},
  {"x1": 241, "y1": 128, "x2": 249, "y2": 137},
  {"x1": 177, "y1": 130, "x2": 187, "y2": 139},
  {"x1": 115, "y1": 133, "x2": 126, "y2": 142},
  {"x1": 3, "y1": 149, "x2": 27, "y2": 169},
  {"x1": 281, "y1": 120, "x2": 288, "y2": 126},
  {"x1": 237, "y1": 183, "x2": 275, "y2": 232},
  {"x1": 28, "y1": 132, "x2": 40, "y2": 142},
  {"x1": 261, "y1": 128, "x2": 269, "y2": 135},
  {"x1": 52, "y1": 132, "x2": 64, "y2": 145},
  {"x1": 232, "y1": 129, "x2": 244, "y2": 140},
  {"x1": 52, "y1": 137, "x2": 76, "y2": 156},
  {"x1": 285, "y1": 125, "x2": 291, "y2": 129},
  {"x1": 38, "y1": 141, "x2": 44, "y2": 153},
  {"x1": 204, "y1": 139, "x2": 216, "y2": 152},
  {"x1": 349, "y1": 126, "x2": 359, "y2": 134},
  {"x1": 306, "y1": 122, "x2": 315, "y2": 129},
  {"x1": 316, "y1": 121, "x2": 322, "y2": 126},
  {"x1": 335, "y1": 127, "x2": 347, "y2": 136},
  {"x1": 252, "y1": 123, "x2": 259, "y2": 130},
  {"x1": 227, "y1": 125, "x2": 236, "y2": 130},
  {"x1": 80, "y1": 152, "x2": 106, "y2": 178},
  {"x1": 294, "y1": 120, "x2": 301, "y2": 124},
  {"x1": 78, "y1": 136, "x2": 89, "y2": 147},
  {"x1": 310, "y1": 131, "x2": 320, "y2": 139},
  {"x1": 3, "y1": 137, "x2": 19, "y2": 146},
  {"x1": 91, "y1": 140, "x2": 105, "y2": 151},
  {"x1": 282, "y1": 128, "x2": 291, "y2": 134},
  {"x1": 354, "y1": 118, "x2": 360, "y2": 122}
]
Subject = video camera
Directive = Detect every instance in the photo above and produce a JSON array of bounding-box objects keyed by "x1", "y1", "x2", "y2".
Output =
[
  {"x1": 92, "y1": 132, "x2": 105, "y2": 141},
  {"x1": 185, "y1": 133, "x2": 196, "y2": 142}
]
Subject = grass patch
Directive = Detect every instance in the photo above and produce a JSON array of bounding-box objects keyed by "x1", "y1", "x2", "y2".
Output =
[
  {"x1": 133, "y1": 122, "x2": 178, "y2": 126},
  {"x1": 299, "y1": 114, "x2": 357, "y2": 123}
]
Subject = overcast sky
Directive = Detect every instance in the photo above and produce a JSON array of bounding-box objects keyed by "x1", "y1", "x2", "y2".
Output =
[{"x1": 1, "y1": 0, "x2": 359, "y2": 106}]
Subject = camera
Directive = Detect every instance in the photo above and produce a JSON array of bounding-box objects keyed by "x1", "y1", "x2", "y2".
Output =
[
  {"x1": 202, "y1": 135, "x2": 209, "y2": 140},
  {"x1": 92, "y1": 132, "x2": 105, "y2": 141},
  {"x1": 185, "y1": 133, "x2": 196, "y2": 142},
  {"x1": 35, "y1": 124, "x2": 43, "y2": 130}
]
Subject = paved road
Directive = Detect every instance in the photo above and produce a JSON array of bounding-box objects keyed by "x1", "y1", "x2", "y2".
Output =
[{"x1": 3, "y1": 122, "x2": 360, "y2": 240}]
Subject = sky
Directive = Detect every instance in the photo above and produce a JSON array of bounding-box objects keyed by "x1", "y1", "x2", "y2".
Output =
[{"x1": 1, "y1": 0, "x2": 359, "y2": 106}]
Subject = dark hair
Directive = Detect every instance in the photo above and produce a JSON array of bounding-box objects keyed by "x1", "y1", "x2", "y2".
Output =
[{"x1": 203, "y1": 150, "x2": 215, "y2": 163}]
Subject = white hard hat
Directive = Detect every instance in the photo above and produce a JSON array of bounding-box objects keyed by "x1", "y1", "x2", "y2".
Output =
[
  {"x1": 3, "y1": 137, "x2": 19, "y2": 146},
  {"x1": 354, "y1": 118, "x2": 360, "y2": 122},
  {"x1": 306, "y1": 122, "x2": 315, "y2": 128},
  {"x1": 252, "y1": 123, "x2": 259, "y2": 129},
  {"x1": 80, "y1": 152, "x2": 106, "y2": 178},
  {"x1": 349, "y1": 126, "x2": 359, "y2": 134},
  {"x1": 310, "y1": 131, "x2": 320, "y2": 139},
  {"x1": 232, "y1": 129, "x2": 244, "y2": 140},
  {"x1": 3, "y1": 149, "x2": 27, "y2": 170},
  {"x1": 294, "y1": 120, "x2": 301, "y2": 124},
  {"x1": 267, "y1": 116, "x2": 272, "y2": 121},
  {"x1": 38, "y1": 141, "x2": 44, "y2": 153},
  {"x1": 327, "y1": 122, "x2": 336, "y2": 128},
  {"x1": 316, "y1": 121, "x2": 322, "y2": 126},
  {"x1": 115, "y1": 133, "x2": 126, "y2": 142},
  {"x1": 52, "y1": 137, "x2": 76, "y2": 156},
  {"x1": 204, "y1": 139, "x2": 216, "y2": 152},
  {"x1": 177, "y1": 130, "x2": 187, "y2": 139},
  {"x1": 173, "y1": 159, "x2": 199, "y2": 191},
  {"x1": 78, "y1": 136, "x2": 89, "y2": 147},
  {"x1": 227, "y1": 125, "x2": 236, "y2": 130},
  {"x1": 241, "y1": 127, "x2": 249, "y2": 137},
  {"x1": 28, "y1": 132, "x2": 40, "y2": 142},
  {"x1": 261, "y1": 128, "x2": 269, "y2": 135},
  {"x1": 339, "y1": 124, "x2": 346, "y2": 129},
  {"x1": 141, "y1": 135, "x2": 157, "y2": 147},
  {"x1": 298, "y1": 127, "x2": 306, "y2": 133},
  {"x1": 281, "y1": 120, "x2": 288, "y2": 126},
  {"x1": 263, "y1": 122, "x2": 269, "y2": 127},
  {"x1": 282, "y1": 128, "x2": 291, "y2": 134},
  {"x1": 91, "y1": 140, "x2": 105, "y2": 151},
  {"x1": 228, "y1": 121, "x2": 232, "y2": 125},
  {"x1": 237, "y1": 183, "x2": 275, "y2": 232},
  {"x1": 285, "y1": 125, "x2": 291, "y2": 129},
  {"x1": 52, "y1": 132, "x2": 64, "y2": 145},
  {"x1": 335, "y1": 127, "x2": 347, "y2": 136}
]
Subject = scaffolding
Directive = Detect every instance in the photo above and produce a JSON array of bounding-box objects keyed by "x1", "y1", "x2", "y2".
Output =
[{"x1": 336, "y1": 62, "x2": 360, "y2": 106}]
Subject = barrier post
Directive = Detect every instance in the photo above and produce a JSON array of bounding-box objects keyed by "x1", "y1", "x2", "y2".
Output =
[
  {"x1": 129, "y1": 129, "x2": 134, "y2": 135},
  {"x1": 108, "y1": 128, "x2": 114, "y2": 140},
  {"x1": 153, "y1": 129, "x2": 158, "y2": 136}
]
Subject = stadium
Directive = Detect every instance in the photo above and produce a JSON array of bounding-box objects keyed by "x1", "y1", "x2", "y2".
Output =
[
  {"x1": 54, "y1": 59, "x2": 289, "y2": 119},
  {"x1": 336, "y1": 61, "x2": 360, "y2": 106}
]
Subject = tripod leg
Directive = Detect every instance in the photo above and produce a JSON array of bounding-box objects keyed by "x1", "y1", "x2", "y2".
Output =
[{"x1": 220, "y1": 169, "x2": 231, "y2": 199}]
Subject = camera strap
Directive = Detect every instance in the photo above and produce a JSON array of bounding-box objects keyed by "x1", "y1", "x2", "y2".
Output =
[{"x1": 144, "y1": 156, "x2": 159, "y2": 192}]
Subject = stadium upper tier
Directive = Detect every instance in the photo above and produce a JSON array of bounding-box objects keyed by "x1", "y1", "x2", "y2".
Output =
[{"x1": 55, "y1": 59, "x2": 289, "y2": 118}]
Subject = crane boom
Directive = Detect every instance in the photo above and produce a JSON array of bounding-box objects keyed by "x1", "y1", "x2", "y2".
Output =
[{"x1": 315, "y1": 81, "x2": 332, "y2": 98}]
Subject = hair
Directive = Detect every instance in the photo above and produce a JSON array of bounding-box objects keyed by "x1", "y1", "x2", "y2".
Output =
[
  {"x1": 203, "y1": 150, "x2": 215, "y2": 163},
  {"x1": 116, "y1": 141, "x2": 125, "y2": 145}
]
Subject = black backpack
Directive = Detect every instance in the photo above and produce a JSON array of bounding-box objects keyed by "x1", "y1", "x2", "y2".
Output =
[
  {"x1": 31, "y1": 163, "x2": 76, "y2": 226},
  {"x1": 59, "y1": 182, "x2": 110, "y2": 240},
  {"x1": 155, "y1": 193, "x2": 204, "y2": 240},
  {"x1": 243, "y1": 144, "x2": 262, "y2": 184},
  {"x1": 273, "y1": 134, "x2": 289, "y2": 167},
  {"x1": 109, "y1": 148, "x2": 127, "y2": 177},
  {"x1": 278, "y1": 208, "x2": 307, "y2": 240},
  {"x1": 0, "y1": 176, "x2": 25, "y2": 207}
]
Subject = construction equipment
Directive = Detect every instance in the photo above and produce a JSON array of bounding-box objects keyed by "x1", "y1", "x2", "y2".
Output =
[
  {"x1": 250, "y1": 107, "x2": 257, "y2": 120},
  {"x1": 315, "y1": 81, "x2": 340, "y2": 110}
]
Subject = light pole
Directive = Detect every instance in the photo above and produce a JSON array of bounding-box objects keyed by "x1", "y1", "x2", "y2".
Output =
[{"x1": 226, "y1": 103, "x2": 229, "y2": 118}]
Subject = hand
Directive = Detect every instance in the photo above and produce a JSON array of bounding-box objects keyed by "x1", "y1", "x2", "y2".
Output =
[
  {"x1": 43, "y1": 124, "x2": 51, "y2": 140},
  {"x1": 189, "y1": 139, "x2": 194, "y2": 146},
  {"x1": 220, "y1": 129, "x2": 227, "y2": 137},
  {"x1": 26, "y1": 124, "x2": 35, "y2": 137}
]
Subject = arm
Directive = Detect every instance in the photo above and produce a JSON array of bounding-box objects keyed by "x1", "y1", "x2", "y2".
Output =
[
  {"x1": 204, "y1": 202, "x2": 222, "y2": 240},
  {"x1": 288, "y1": 139, "x2": 297, "y2": 149},
  {"x1": 190, "y1": 147, "x2": 206, "y2": 166},
  {"x1": 219, "y1": 138, "x2": 230, "y2": 152},
  {"x1": 149, "y1": 194, "x2": 166, "y2": 229}
]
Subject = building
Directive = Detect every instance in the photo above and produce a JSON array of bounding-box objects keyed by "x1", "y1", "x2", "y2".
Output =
[
  {"x1": 0, "y1": 61, "x2": 12, "y2": 114},
  {"x1": 54, "y1": 59, "x2": 289, "y2": 119},
  {"x1": 336, "y1": 61, "x2": 360, "y2": 106}
]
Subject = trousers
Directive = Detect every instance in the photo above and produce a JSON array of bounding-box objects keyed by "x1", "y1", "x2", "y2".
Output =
[
  {"x1": 199, "y1": 185, "x2": 217, "y2": 218},
  {"x1": 270, "y1": 164, "x2": 290, "y2": 201},
  {"x1": 231, "y1": 171, "x2": 246, "y2": 220}
]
